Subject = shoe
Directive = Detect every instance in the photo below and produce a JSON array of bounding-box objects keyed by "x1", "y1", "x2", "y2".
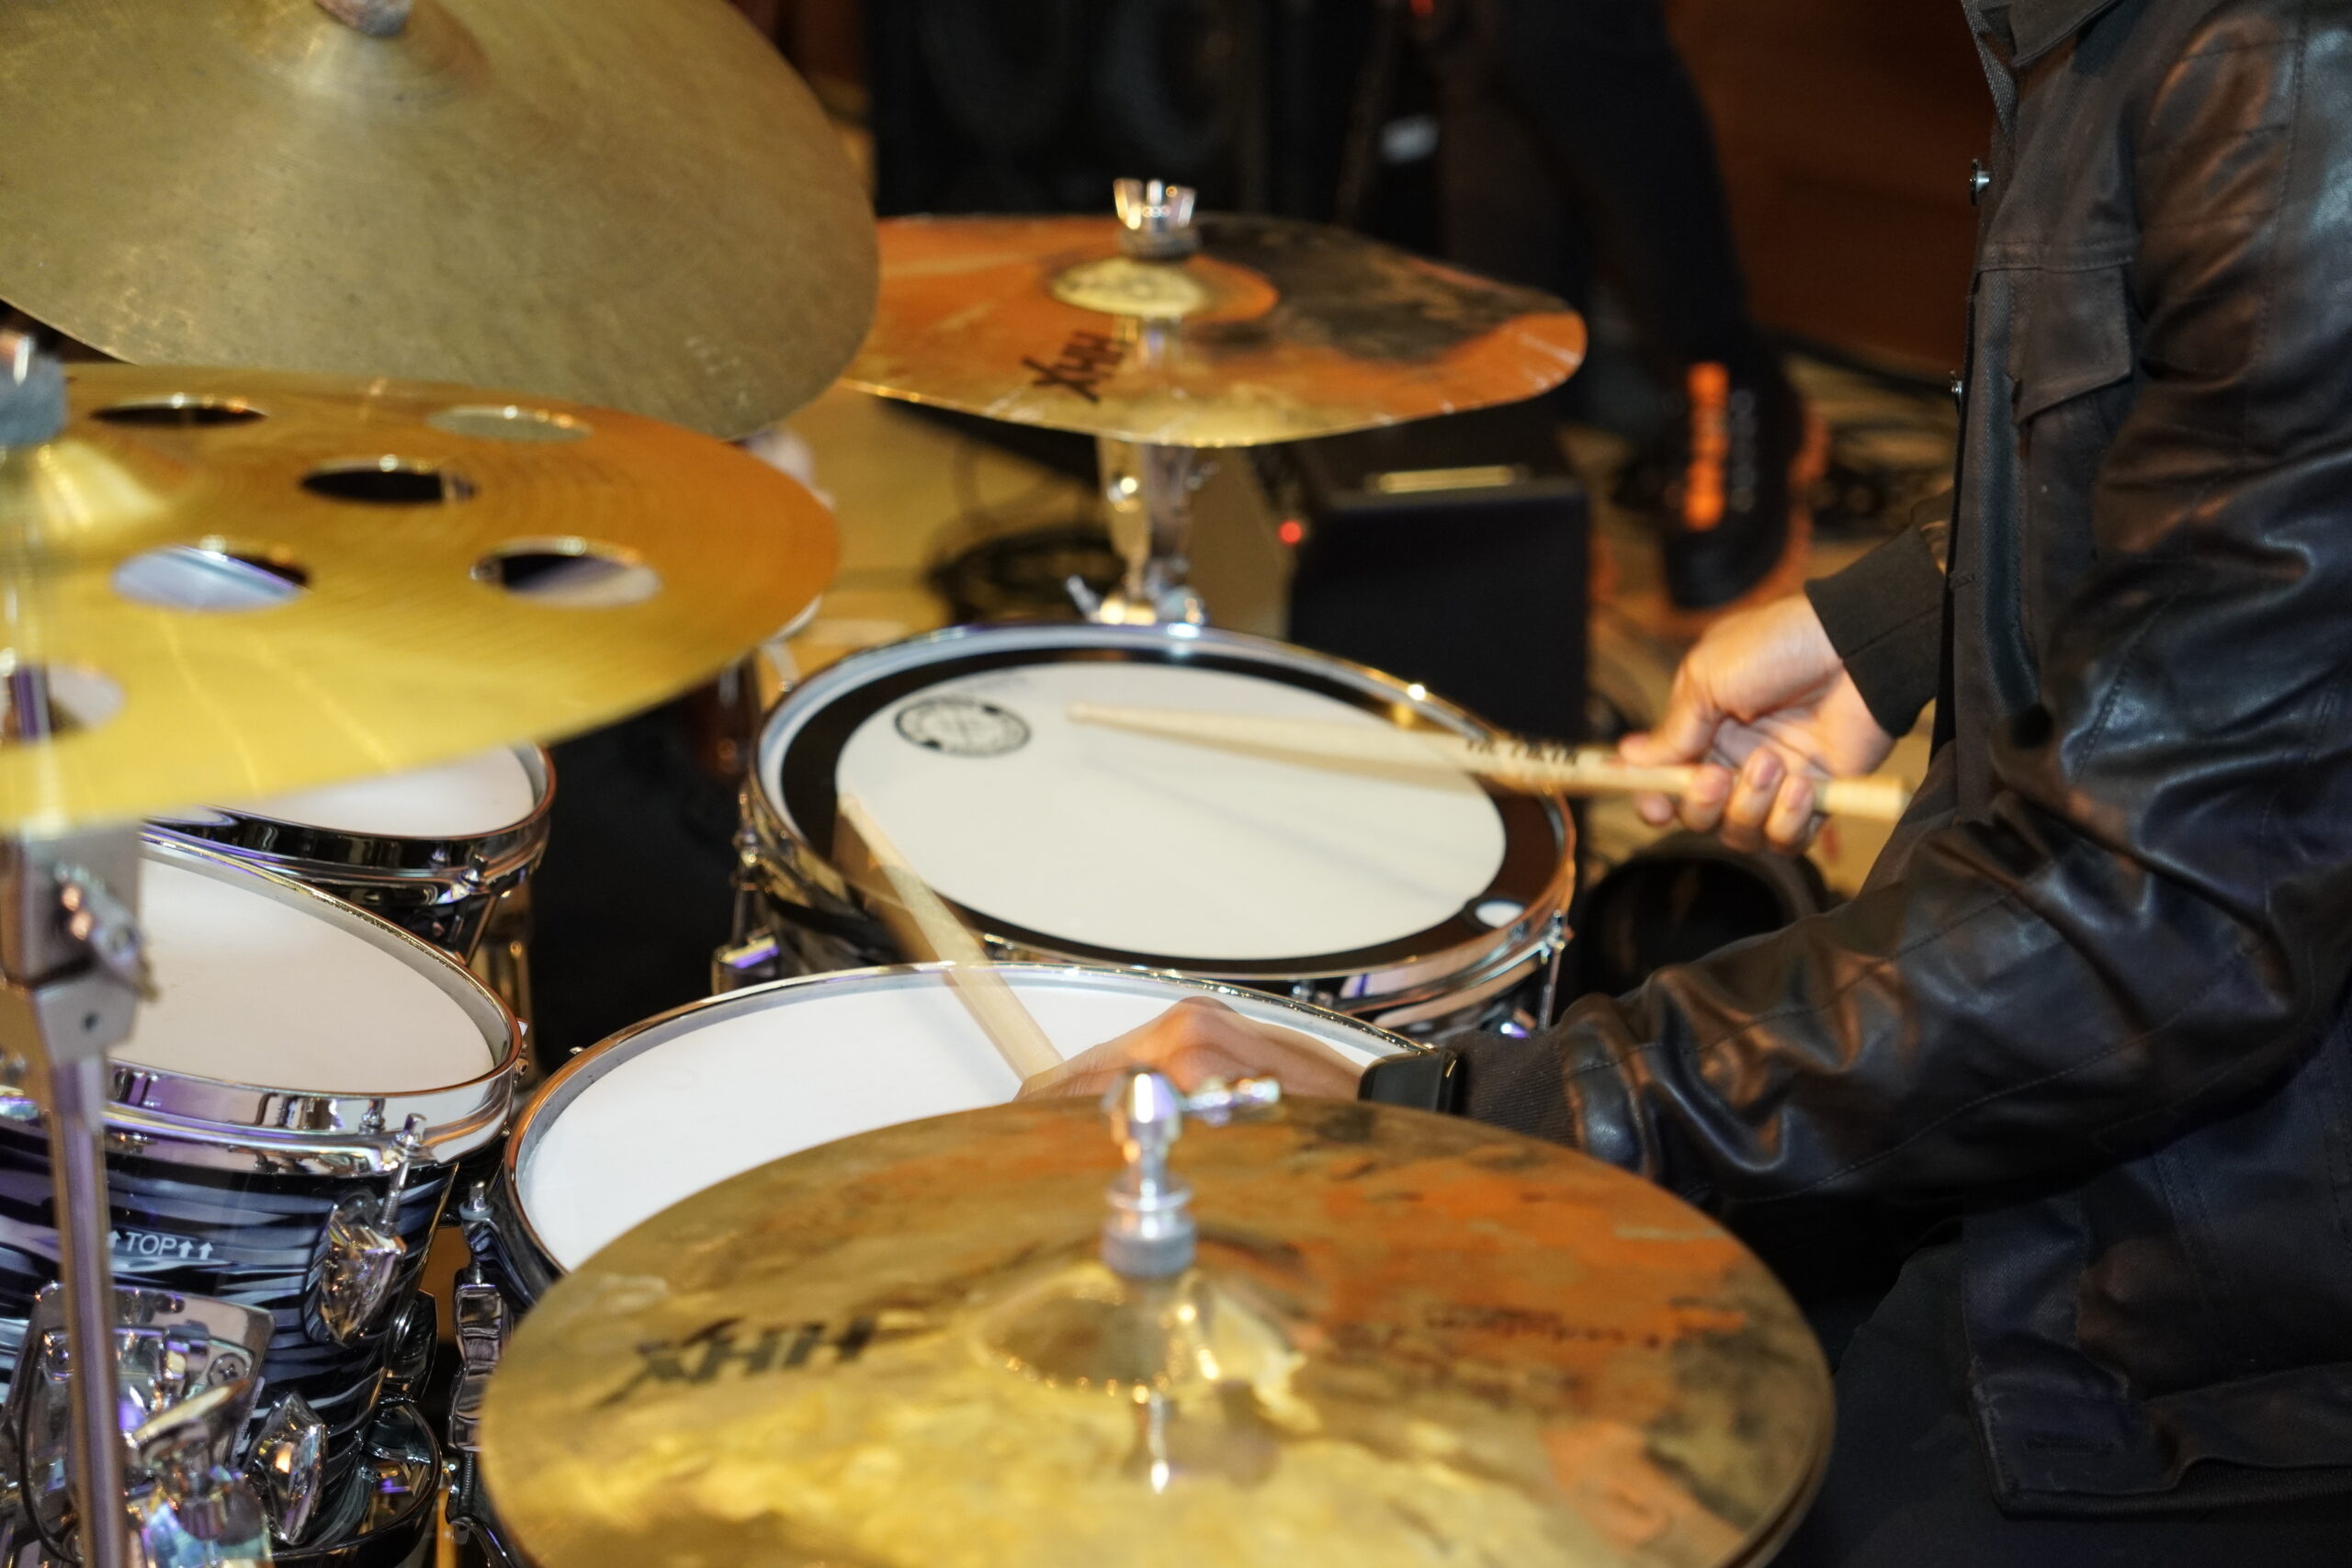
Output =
[{"x1": 1637, "y1": 356, "x2": 1824, "y2": 611}]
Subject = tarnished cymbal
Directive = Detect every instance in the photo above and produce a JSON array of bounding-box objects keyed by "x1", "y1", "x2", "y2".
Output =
[
  {"x1": 0, "y1": 363, "x2": 836, "y2": 831},
  {"x1": 844, "y1": 215, "x2": 1587, "y2": 447},
  {"x1": 0, "y1": 0, "x2": 877, "y2": 440},
  {"x1": 481, "y1": 1098, "x2": 1830, "y2": 1568}
]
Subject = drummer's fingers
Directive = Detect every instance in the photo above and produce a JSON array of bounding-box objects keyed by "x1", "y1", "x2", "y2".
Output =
[
  {"x1": 1674, "y1": 764, "x2": 1735, "y2": 835},
  {"x1": 1763, "y1": 772, "x2": 1821, "y2": 857},
  {"x1": 1715, "y1": 749, "x2": 1782, "y2": 853}
]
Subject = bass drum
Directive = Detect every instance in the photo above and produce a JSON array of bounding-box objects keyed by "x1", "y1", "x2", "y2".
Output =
[{"x1": 727, "y1": 623, "x2": 1576, "y2": 1036}]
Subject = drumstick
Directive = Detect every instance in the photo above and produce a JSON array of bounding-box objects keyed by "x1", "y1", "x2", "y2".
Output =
[
  {"x1": 1066, "y1": 702, "x2": 1914, "y2": 823},
  {"x1": 834, "y1": 794, "x2": 1064, "y2": 1081}
]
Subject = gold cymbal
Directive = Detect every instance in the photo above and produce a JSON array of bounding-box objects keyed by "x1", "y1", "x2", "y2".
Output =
[
  {"x1": 481, "y1": 1099, "x2": 1829, "y2": 1568},
  {"x1": 0, "y1": 363, "x2": 835, "y2": 832},
  {"x1": 0, "y1": 0, "x2": 876, "y2": 440},
  {"x1": 844, "y1": 215, "x2": 1587, "y2": 447}
]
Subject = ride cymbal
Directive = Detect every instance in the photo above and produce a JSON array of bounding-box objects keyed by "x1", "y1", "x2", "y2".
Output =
[
  {"x1": 0, "y1": 0, "x2": 876, "y2": 440},
  {"x1": 844, "y1": 215, "x2": 1587, "y2": 447},
  {"x1": 481, "y1": 1098, "x2": 1829, "y2": 1568},
  {"x1": 0, "y1": 364, "x2": 835, "y2": 832}
]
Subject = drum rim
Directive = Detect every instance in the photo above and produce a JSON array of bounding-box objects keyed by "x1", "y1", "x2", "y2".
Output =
[
  {"x1": 750, "y1": 622, "x2": 1577, "y2": 991},
  {"x1": 14, "y1": 836, "x2": 528, "y2": 1165},
  {"x1": 146, "y1": 744, "x2": 555, "y2": 885},
  {"x1": 500, "y1": 959, "x2": 1422, "y2": 1278}
]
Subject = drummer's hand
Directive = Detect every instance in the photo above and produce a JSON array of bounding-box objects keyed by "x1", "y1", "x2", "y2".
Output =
[
  {"x1": 1016, "y1": 998, "x2": 1365, "y2": 1102},
  {"x1": 1619, "y1": 594, "x2": 1894, "y2": 856}
]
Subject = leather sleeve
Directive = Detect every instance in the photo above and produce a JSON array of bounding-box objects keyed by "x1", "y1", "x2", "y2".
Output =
[
  {"x1": 1804, "y1": 500, "x2": 1948, "y2": 738},
  {"x1": 1460, "y1": 13, "x2": 2352, "y2": 1209}
]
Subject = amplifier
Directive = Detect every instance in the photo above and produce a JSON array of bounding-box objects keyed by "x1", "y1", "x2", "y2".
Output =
[{"x1": 1258, "y1": 401, "x2": 1589, "y2": 741}]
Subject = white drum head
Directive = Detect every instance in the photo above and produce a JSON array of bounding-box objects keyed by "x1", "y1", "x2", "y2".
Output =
[
  {"x1": 762, "y1": 628, "x2": 1561, "y2": 974},
  {"x1": 215, "y1": 748, "x2": 540, "y2": 839},
  {"x1": 517, "y1": 966, "x2": 1405, "y2": 1272},
  {"x1": 119, "y1": 858, "x2": 498, "y2": 1094}
]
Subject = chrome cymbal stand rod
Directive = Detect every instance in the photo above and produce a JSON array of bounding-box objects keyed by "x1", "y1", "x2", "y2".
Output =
[
  {"x1": 0, "y1": 826, "x2": 148, "y2": 1568},
  {"x1": 0, "y1": 330, "x2": 141, "y2": 1568},
  {"x1": 1070, "y1": 179, "x2": 1216, "y2": 627}
]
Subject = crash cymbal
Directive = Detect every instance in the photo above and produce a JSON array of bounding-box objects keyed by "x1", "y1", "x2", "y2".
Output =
[
  {"x1": 843, "y1": 214, "x2": 1587, "y2": 447},
  {"x1": 481, "y1": 1098, "x2": 1830, "y2": 1568},
  {"x1": 0, "y1": 0, "x2": 876, "y2": 440},
  {"x1": 0, "y1": 363, "x2": 835, "y2": 832}
]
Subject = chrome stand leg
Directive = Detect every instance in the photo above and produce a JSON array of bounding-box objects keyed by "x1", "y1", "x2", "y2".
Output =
[{"x1": 45, "y1": 1056, "x2": 130, "y2": 1568}]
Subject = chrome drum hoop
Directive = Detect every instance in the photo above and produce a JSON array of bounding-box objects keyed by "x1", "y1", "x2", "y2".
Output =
[
  {"x1": 34, "y1": 837, "x2": 528, "y2": 1174},
  {"x1": 743, "y1": 623, "x2": 1576, "y2": 1017},
  {"x1": 483, "y1": 962, "x2": 1422, "y2": 1309},
  {"x1": 147, "y1": 747, "x2": 555, "y2": 961}
]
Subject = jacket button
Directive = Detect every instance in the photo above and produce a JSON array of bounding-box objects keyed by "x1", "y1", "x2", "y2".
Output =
[
  {"x1": 1949, "y1": 372, "x2": 1966, "y2": 407},
  {"x1": 1970, "y1": 159, "x2": 1992, "y2": 205}
]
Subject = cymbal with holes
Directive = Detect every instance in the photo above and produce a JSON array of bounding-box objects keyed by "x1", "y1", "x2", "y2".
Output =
[
  {"x1": 0, "y1": 0, "x2": 876, "y2": 440},
  {"x1": 480, "y1": 1097, "x2": 1831, "y2": 1568},
  {"x1": 842, "y1": 215, "x2": 1587, "y2": 447},
  {"x1": 0, "y1": 363, "x2": 835, "y2": 832}
]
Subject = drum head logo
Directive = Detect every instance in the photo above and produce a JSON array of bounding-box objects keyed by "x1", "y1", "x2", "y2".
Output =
[{"x1": 894, "y1": 696, "x2": 1030, "y2": 758}]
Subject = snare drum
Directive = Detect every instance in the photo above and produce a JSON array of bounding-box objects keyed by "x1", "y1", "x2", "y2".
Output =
[
  {"x1": 471, "y1": 963, "x2": 1409, "y2": 1304},
  {"x1": 150, "y1": 747, "x2": 554, "y2": 1018},
  {"x1": 0, "y1": 839, "x2": 522, "y2": 1483},
  {"x1": 727, "y1": 624, "x2": 1575, "y2": 1034}
]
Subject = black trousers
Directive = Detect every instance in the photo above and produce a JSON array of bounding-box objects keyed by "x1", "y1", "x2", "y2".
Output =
[
  {"x1": 1779, "y1": 1243, "x2": 2352, "y2": 1567},
  {"x1": 1432, "y1": 0, "x2": 1762, "y2": 373}
]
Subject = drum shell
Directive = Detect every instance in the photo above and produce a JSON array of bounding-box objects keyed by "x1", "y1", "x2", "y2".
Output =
[
  {"x1": 475, "y1": 962, "x2": 1419, "y2": 1312},
  {"x1": 728, "y1": 625, "x2": 1576, "y2": 1036},
  {"x1": 149, "y1": 748, "x2": 555, "y2": 964}
]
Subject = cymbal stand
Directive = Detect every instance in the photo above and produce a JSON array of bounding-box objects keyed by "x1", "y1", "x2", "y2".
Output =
[
  {"x1": 0, "y1": 335, "x2": 141, "y2": 1568},
  {"x1": 1070, "y1": 181, "x2": 1216, "y2": 627},
  {"x1": 0, "y1": 829, "x2": 148, "y2": 1568}
]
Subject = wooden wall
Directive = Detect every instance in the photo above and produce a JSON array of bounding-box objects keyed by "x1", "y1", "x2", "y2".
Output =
[{"x1": 1668, "y1": 0, "x2": 1988, "y2": 370}]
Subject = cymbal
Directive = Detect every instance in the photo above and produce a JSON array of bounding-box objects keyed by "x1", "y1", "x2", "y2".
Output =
[
  {"x1": 843, "y1": 215, "x2": 1587, "y2": 447},
  {"x1": 481, "y1": 1099, "x2": 1830, "y2": 1568},
  {"x1": 0, "y1": 0, "x2": 876, "y2": 441},
  {"x1": 0, "y1": 363, "x2": 835, "y2": 832}
]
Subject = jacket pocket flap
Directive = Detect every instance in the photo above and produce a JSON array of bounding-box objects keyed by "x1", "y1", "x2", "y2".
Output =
[{"x1": 2007, "y1": 265, "x2": 2134, "y2": 422}]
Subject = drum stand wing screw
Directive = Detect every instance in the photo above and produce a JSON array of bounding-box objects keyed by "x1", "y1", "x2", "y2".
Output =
[{"x1": 1100, "y1": 1072, "x2": 1280, "y2": 1280}]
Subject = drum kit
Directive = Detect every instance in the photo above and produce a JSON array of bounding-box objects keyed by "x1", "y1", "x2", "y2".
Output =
[{"x1": 0, "y1": 2, "x2": 1858, "y2": 1565}]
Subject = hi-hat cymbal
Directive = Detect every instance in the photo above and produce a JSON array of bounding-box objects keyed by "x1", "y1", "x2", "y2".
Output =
[
  {"x1": 481, "y1": 1098, "x2": 1829, "y2": 1568},
  {"x1": 843, "y1": 215, "x2": 1587, "y2": 447},
  {"x1": 0, "y1": 363, "x2": 835, "y2": 833},
  {"x1": 0, "y1": 0, "x2": 876, "y2": 440}
]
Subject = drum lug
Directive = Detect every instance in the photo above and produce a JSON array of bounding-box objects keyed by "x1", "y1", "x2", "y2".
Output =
[
  {"x1": 446, "y1": 1276, "x2": 509, "y2": 1455},
  {"x1": 243, "y1": 1393, "x2": 328, "y2": 1545},
  {"x1": 311, "y1": 1196, "x2": 408, "y2": 1346},
  {"x1": 311, "y1": 1113, "x2": 427, "y2": 1346}
]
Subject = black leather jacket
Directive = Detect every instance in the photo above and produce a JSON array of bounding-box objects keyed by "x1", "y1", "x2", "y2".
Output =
[{"x1": 1462, "y1": 0, "x2": 2352, "y2": 1515}]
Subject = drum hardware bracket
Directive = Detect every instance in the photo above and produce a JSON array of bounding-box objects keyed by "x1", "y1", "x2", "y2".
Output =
[
  {"x1": 1, "y1": 1283, "x2": 277, "y2": 1568},
  {"x1": 446, "y1": 1268, "x2": 511, "y2": 1456},
  {"x1": 1101, "y1": 1071, "x2": 1280, "y2": 1280},
  {"x1": 1535, "y1": 910, "x2": 1571, "y2": 1028}
]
